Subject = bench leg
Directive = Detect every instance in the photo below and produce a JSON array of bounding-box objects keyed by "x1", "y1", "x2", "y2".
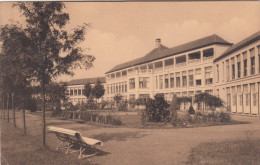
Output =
[
  {"x1": 56, "y1": 140, "x2": 64, "y2": 150},
  {"x1": 66, "y1": 144, "x2": 73, "y2": 154},
  {"x1": 78, "y1": 146, "x2": 98, "y2": 159}
]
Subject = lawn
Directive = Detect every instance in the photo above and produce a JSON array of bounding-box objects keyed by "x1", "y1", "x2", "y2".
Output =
[
  {"x1": 1, "y1": 120, "x2": 92, "y2": 165},
  {"x1": 186, "y1": 139, "x2": 260, "y2": 165}
]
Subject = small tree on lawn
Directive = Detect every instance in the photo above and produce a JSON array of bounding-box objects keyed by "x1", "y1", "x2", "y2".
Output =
[
  {"x1": 84, "y1": 82, "x2": 92, "y2": 98},
  {"x1": 114, "y1": 94, "x2": 123, "y2": 108},
  {"x1": 169, "y1": 94, "x2": 178, "y2": 126},
  {"x1": 145, "y1": 93, "x2": 170, "y2": 122},
  {"x1": 194, "y1": 92, "x2": 224, "y2": 115},
  {"x1": 91, "y1": 79, "x2": 105, "y2": 102}
]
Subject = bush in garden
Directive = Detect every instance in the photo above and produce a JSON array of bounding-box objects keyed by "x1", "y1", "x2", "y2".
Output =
[
  {"x1": 100, "y1": 100, "x2": 108, "y2": 109},
  {"x1": 86, "y1": 98, "x2": 97, "y2": 110},
  {"x1": 219, "y1": 112, "x2": 231, "y2": 122},
  {"x1": 145, "y1": 93, "x2": 170, "y2": 122},
  {"x1": 141, "y1": 110, "x2": 146, "y2": 125},
  {"x1": 51, "y1": 106, "x2": 62, "y2": 117},
  {"x1": 169, "y1": 94, "x2": 178, "y2": 126},
  {"x1": 188, "y1": 105, "x2": 195, "y2": 115},
  {"x1": 117, "y1": 101, "x2": 128, "y2": 111}
]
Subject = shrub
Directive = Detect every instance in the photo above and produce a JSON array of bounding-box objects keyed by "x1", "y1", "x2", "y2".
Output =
[
  {"x1": 51, "y1": 106, "x2": 62, "y2": 117},
  {"x1": 188, "y1": 106, "x2": 195, "y2": 114},
  {"x1": 219, "y1": 112, "x2": 231, "y2": 122},
  {"x1": 145, "y1": 93, "x2": 170, "y2": 122},
  {"x1": 117, "y1": 101, "x2": 128, "y2": 111},
  {"x1": 86, "y1": 98, "x2": 97, "y2": 110}
]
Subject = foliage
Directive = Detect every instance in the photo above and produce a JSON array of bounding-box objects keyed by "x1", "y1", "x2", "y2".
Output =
[
  {"x1": 86, "y1": 97, "x2": 97, "y2": 110},
  {"x1": 177, "y1": 96, "x2": 192, "y2": 104},
  {"x1": 145, "y1": 93, "x2": 170, "y2": 122},
  {"x1": 169, "y1": 94, "x2": 178, "y2": 126},
  {"x1": 51, "y1": 106, "x2": 62, "y2": 117},
  {"x1": 91, "y1": 79, "x2": 105, "y2": 100},
  {"x1": 194, "y1": 93, "x2": 224, "y2": 109},
  {"x1": 84, "y1": 82, "x2": 92, "y2": 98},
  {"x1": 117, "y1": 101, "x2": 128, "y2": 111},
  {"x1": 60, "y1": 111, "x2": 122, "y2": 125},
  {"x1": 113, "y1": 94, "x2": 123, "y2": 104},
  {"x1": 219, "y1": 112, "x2": 231, "y2": 122},
  {"x1": 188, "y1": 106, "x2": 195, "y2": 114}
]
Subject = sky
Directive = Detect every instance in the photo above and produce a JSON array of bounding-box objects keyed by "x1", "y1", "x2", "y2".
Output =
[{"x1": 0, "y1": 1, "x2": 259, "y2": 82}]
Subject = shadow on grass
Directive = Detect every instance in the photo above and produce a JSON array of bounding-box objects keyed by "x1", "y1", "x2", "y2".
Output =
[{"x1": 90, "y1": 132, "x2": 147, "y2": 142}]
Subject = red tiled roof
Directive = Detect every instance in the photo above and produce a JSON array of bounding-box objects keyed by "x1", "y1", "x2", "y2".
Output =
[
  {"x1": 214, "y1": 31, "x2": 260, "y2": 62},
  {"x1": 106, "y1": 34, "x2": 232, "y2": 74},
  {"x1": 67, "y1": 77, "x2": 106, "y2": 86}
]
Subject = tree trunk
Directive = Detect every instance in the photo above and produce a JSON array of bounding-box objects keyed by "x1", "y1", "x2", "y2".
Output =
[
  {"x1": 3, "y1": 98, "x2": 5, "y2": 119},
  {"x1": 42, "y1": 83, "x2": 46, "y2": 148},
  {"x1": 12, "y1": 92, "x2": 16, "y2": 128},
  {"x1": 23, "y1": 108, "x2": 26, "y2": 135},
  {"x1": 7, "y1": 94, "x2": 9, "y2": 122}
]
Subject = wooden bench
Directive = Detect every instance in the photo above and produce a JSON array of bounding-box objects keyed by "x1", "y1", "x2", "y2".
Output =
[{"x1": 48, "y1": 126, "x2": 103, "y2": 159}]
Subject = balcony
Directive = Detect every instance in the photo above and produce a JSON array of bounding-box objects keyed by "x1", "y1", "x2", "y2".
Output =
[{"x1": 175, "y1": 62, "x2": 187, "y2": 68}]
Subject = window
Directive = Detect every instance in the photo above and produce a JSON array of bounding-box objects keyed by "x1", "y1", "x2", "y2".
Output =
[
  {"x1": 116, "y1": 84, "x2": 118, "y2": 93},
  {"x1": 222, "y1": 62, "x2": 225, "y2": 81},
  {"x1": 196, "y1": 79, "x2": 201, "y2": 86},
  {"x1": 188, "y1": 51, "x2": 201, "y2": 61},
  {"x1": 205, "y1": 66, "x2": 213, "y2": 85},
  {"x1": 250, "y1": 83, "x2": 256, "y2": 106},
  {"x1": 70, "y1": 89, "x2": 73, "y2": 96},
  {"x1": 195, "y1": 68, "x2": 201, "y2": 86},
  {"x1": 155, "y1": 61, "x2": 163, "y2": 69},
  {"x1": 122, "y1": 70, "x2": 127, "y2": 76},
  {"x1": 74, "y1": 89, "x2": 77, "y2": 95},
  {"x1": 125, "y1": 82, "x2": 127, "y2": 92},
  {"x1": 139, "y1": 77, "x2": 149, "y2": 88},
  {"x1": 170, "y1": 73, "x2": 174, "y2": 88},
  {"x1": 164, "y1": 74, "x2": 169, "y2": 88},
  {"x1": 243, "y1": 84, "x2": 249, "y2": 106},
  {"x1": 250, "y1": 48, "x2": 255, "y2": 75},
  {"x1": 155, "y1": 76, "x2": 158, "y2": 89},
  {"x1": 111, "y1": 74, "x2": 115, "y2": 79},
  {"x1": 216, "y1": 65, "x2": 219, "y2": 82},
  {"x1": 203, "y1": 48, "x2": 214, "y2": 58},
  {"x1": 159, "y1": 75, "x2": 163, "y2": 89},
  {"x1": 243, "y1": 52, "x2": 247, "y2": 77},
  {"x1": 78, "y1": 89, "x2": 82, "y2": 95},
  {"x1": 237, "y1": 55, "x2": 241, "y2": 78},
  {"x1": 176, "y1": 55, "x2": 186, "y2": 64},
  {"x1": 107, "y1": 85, "x2": 110, "y2": 94},
  {"x1": 226, "y1": 60, "x2": 230, "y2": 81},
  {"x1": 176, "y1": 72, "x2": 180, "y2": 87},
  {"x1": 121, "y1": 83, "x2": 124, "y2": 93},
  {"x1": 129, "y1": 78, "x2": 135, "y2": 89},
  {"x1": 164, "y1": 58, "x2": 174, "y2": 67},
  {"x1": 116, "y1": 72, "x2": 121, "y2": 77},
  {"x1": 231, "y1": 58, "x2": 235, "y2": 79},
  {"x1": 258, "y1": 46, "x2": 260, "y2": 73},
  {"x1": 189, "y1": 75, "x2": 194, "y2": 86},
  {"x1": 182, "y1": 71, "x2": 187, "y2": 87},
  {"x1": 119, "y1": 83, "x2": 121, "y2": 93}
]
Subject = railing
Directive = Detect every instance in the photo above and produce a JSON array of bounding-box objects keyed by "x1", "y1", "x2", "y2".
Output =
[
  {"x1": 203, "y1": 56, "x2": 214, "y2": 61},
  {"x1": 175, "y1": 62, "x2": 187, "y2": 68},
  {"x1": 188, "y1": 59, "x2": 201, "y2": 64}
]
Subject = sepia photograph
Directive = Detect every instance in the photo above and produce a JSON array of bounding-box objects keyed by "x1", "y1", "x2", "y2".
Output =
[{"x1": 0, "y1": 1, "x2": 260, "y2": 165}]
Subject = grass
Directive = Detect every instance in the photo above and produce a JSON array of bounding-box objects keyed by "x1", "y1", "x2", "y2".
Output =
[
  {"x1": 1, "y1": 121, "x2": 92, "y2": 165},
  {"x1": 186, "y1": 139, "x2": 260, "y2": 165}
]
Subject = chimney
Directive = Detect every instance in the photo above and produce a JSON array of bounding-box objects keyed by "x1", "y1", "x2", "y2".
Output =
[{"x1": 155, "y1": 38, "x2": 161, "y2": 48}]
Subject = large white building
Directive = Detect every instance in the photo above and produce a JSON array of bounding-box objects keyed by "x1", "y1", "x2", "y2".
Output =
[{"x1": 105, "y1": 31, "x2": 260, "y2": 114}]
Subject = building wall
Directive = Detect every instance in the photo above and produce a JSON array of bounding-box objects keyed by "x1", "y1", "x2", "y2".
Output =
[
  {"x1": 214, "y1": 40, "x2": 260, "y2": 114},
  {"x1": 67, "y1": 83, "x2": 105, "y2": 105},
  {"x1": 106, "y1": 44, "x2": 229, "y2": 110}
]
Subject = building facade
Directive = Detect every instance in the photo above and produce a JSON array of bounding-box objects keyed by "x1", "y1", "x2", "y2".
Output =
[
  {"x1": 105, "y1": 31, "x2": 260, "y2": 114},
  {"x1": 214, "y1": 31, "x2": 260, "y2": 114},
  {"x1": 66, "y1": 77, "x2": 105, "y2": 105}
]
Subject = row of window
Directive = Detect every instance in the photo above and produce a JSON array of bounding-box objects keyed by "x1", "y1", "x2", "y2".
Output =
[
  {"x1": 216, "y1": 46, "x2": 260, "y2": 82},
  {"x1": 155, "y1": 67, "x2": 213, "y2": 89},
  {"x1": 107, "y1": 82, "x2": 127, "y2": 95},
  {"x1": 67, "y1": 88, "x2": 84, "y2": 96}
]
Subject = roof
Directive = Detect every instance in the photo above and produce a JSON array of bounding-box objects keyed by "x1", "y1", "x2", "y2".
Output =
[
  {"x1": 106, "y1": 34, "x2": 232, "y2": 74},
  {"x1": 67, "y1": 77, "x2": 106, "y2": 86},
  {"x1": 214, "y1": 31, "x2": 260, "y2": 62}
]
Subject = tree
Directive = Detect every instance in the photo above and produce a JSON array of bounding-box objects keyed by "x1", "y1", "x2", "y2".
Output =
[
  {"x1": 169, "y1": 94, "x2": 178, "y2": 126},
  {"x1": 91, "y1": 79, "x2": 105, "y2": 102},
  {"x1": 114, "y1": 94, "x2": 123, "y2": 107},
  {"x1": 194, "y1": 92, "x2": 224, "y2": 115},
  {"x1": 84, "y1": 82, "x2": 92, "y2": 98},
  {"x1": 0, "y1": 23, "x2": 34, "y2": 127},
  {"x1": 14, "y1": 2, "x2": 95, "y2": 147}
]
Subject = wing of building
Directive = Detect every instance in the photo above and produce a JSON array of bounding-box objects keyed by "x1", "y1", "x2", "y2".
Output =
[
  {"x1": 105, "y1": 31, "x2": 260, "y2": 115},
  {"x1": 67, "y1": 77, "x2": 106, "y2": 104}
]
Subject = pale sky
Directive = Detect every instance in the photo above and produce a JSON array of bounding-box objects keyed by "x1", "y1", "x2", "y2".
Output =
[{"x1": 1, "y1": 2, "x2": 259, "y2": 82}]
